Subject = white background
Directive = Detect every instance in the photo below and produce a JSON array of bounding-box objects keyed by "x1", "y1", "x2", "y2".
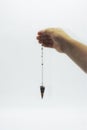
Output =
[{"x1": 0, "y1": 0, "x2": 87, "y2": 129}]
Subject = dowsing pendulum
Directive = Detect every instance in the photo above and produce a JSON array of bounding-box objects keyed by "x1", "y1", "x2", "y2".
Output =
[{"x1": 40, "y1": 45, "x2": 45, "y2": 99}]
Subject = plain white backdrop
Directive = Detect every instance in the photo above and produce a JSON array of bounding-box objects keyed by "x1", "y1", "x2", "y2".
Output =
[{"x1": 0, "y1": 0, "x2": 87, "y2": 129}]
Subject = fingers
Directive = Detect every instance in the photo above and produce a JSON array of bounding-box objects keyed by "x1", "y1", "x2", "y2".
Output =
[
  {"x1": 36, "y1": 30, "x2": 53, "y2": 48},
  {"x1": 38, "y1": 30, "x2": 44, "y2": 35}
]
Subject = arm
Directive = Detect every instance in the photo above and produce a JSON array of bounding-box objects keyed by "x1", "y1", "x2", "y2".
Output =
[
  {"x1": 60, "y1": 38, "x2": 87, "y2": 73},
  {"x1": 37, "y1": 28, "x2": 87, "y2": 73}
]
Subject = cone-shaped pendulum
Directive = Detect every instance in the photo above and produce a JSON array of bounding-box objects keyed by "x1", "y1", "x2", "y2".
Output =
[
  {"x1": 40, "y1": 45, "x2": 45, "y2": 99},
  {"x1": 40, "y1": 86, "x2": 45, "y2": 98}
]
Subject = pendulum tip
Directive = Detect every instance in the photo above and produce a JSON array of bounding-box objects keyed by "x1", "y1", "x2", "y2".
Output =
[
  {"x1": 41, "y1": 93, "x2": 44, "y2": 99},
  {"x1": 40, "y1": 86, "x2": 45, "y2": 99}
]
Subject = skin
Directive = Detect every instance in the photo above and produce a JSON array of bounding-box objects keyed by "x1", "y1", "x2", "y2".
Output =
[{"x1": 36, "y1": 28, "x2": 87, "y2": 73}]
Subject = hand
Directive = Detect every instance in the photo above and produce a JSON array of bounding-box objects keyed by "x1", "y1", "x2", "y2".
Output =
[{"x1": 36, "y1": 28, "x2": 71, "y2": 52}]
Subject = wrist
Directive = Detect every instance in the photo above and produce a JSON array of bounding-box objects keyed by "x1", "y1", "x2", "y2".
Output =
[
  {"x1": 54, "y1": 38, "x2": 72, "y2": 53},
  {"x1": 61, "y1": 38, "x2": 74, "y2": 53}
]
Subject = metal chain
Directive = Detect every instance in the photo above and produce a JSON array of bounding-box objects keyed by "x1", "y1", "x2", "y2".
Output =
[{"x1": 41, "y1": 45, "x2": 43, "y2": 86}]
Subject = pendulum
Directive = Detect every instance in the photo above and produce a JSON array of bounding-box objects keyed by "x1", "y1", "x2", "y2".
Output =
[
  {"x1": 40, "y1": 45, "x2": 45, "y2": 99},
  {"x1": 40, "y1": 85, "x2": 45, "y2": 98},
  {"x1": 40, "y1": 45, "x2": 45, "y2": 98}
]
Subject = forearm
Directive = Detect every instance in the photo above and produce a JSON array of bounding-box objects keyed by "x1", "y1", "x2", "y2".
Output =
[{"x1": 58, "y1": 38, "x2": 87, "y2": 73}]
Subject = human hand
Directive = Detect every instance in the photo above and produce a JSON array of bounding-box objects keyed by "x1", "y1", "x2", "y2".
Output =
[{"x1": 36, "y1": 28, "x2": 71, "y2": 52}]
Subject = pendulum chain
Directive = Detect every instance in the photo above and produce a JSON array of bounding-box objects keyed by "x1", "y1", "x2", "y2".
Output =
[{"x1": 41, "y1": 45, "x2": 43, "y2": 86}]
